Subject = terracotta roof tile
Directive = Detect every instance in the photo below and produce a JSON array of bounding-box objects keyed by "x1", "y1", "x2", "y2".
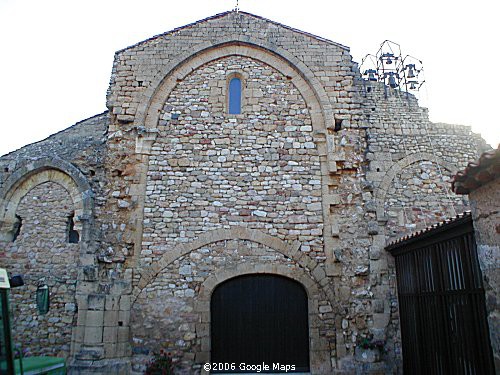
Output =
[
  {"x1": 386, "y1": 211, "x2": 472, "y2": 251},
  {"x1": 451, "y1": 145, "x2": 500, "y2": 194}
]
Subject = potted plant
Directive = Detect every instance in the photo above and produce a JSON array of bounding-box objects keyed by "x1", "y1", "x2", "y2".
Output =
[
  {"x1": 355, "y1": 335, "x2": 385, "y2": 363},
  {"x1": 145, "y1": 349, "x2": 173, "y2": 375}
]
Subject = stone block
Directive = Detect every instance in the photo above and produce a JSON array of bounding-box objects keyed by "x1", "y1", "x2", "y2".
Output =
[
  {"x1": 104, "y1": 310, "x2": 118, "y2": 327},
  {"x1": 117, "y1": 310, "x2": 130, "y2": 327},
  {"x1": 75, "y1": 345, "x2": 104, "y2": 361},
  {"x1": 312, "y1": 265, "x2": 327, "y2": 281},
  {"x1": 330, "y1": 223, "x2": 340, "y2": 237},
  {"x1": 116, "y1": 342, "x2": 131, "y2": 358},
  {"x1": 72, "y1": 325, "x2": 85, "y2": 343},
  {"x1": 78, "y1": 281, "x2": 99, "y2": 294},
  {"x1": 372, "y1": 313, "x2": 390, "y2": 329},
  {"x1": 104, "y1": 343, "x2": 117, "y2": 358},
  {"x1": 86, "y1": 310, "x2": 104, "y2": 327},
  {"x1": 119, "y1": 295, "x2": 131, "y2": 311},
  {"x1": 105, "y1": 295, "x2": 120, "y2": 311},
  {"x1": 110, "y1": 281, "x2": 132, "y2": 295},
  {"x1": 117, "y1": 326, "x2": 130, "y2": 342},
  {"x1": 196, "y1": 323, "x2": 209, "y2": 337},
  {"x1": 84, "y1": 327, "x2": 103, "y2": 344},
  {"x1": 196, "y1": 351, "x2": 209, "y2": 363},
  {"x1": 336, "y1": 332, "x2": 347, "y2": 358},
  {"x1": 103, "y1": 327, "x2": 117, "y2": 343},
  {"x1": 81, "y1": 266, "x2": 98, "y2": 281},
  {"x1": 325, "y1": 262, "x2": 341, "y2": 276},
  {"x1": 201, "y1": 337, "x2": 210, "y2": 352},
  {"x1": 88, "y1": 294, "x2": 105, "y2": 311}
]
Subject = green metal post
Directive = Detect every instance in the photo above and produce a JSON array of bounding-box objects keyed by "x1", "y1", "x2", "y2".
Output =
[{"x1": 1, "y1": 289, "x2": 15, "y2": 375}]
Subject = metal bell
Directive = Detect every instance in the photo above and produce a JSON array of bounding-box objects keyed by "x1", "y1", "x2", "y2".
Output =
[
  {"x1": 407, "y1": 64, "x2": 416, "y2": 78},
  {"x1": 389, "y1": 75, "x2": 398, "y2": 88}
]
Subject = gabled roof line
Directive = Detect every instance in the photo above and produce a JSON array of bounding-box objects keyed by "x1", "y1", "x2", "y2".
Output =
[
  {"x1": 116, "y1": 11, "x2": 232, "y2": 54},
  {"x1": 116, "y1": 10, "x2": 349, "y2": 55},
  {"x1": 238, "y1": 11, "x2": 349, "y2": 50}
]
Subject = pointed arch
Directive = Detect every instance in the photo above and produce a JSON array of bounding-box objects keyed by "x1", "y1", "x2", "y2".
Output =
[
  {"x1": 0, "y1": 157, "x2": 93, "y2": 242},
  {"x1": 375, "y1": 152, "x2": 459, "y2": 219},
  {"x1": 132, "y1": 226, "x2": 332, "y2": 304},
  {"x1": 133, "y1": 37, "x2": 334, "y2": 132},
  {"x1": 197, "y1": 266, "x2": 333, "y2": 374}
]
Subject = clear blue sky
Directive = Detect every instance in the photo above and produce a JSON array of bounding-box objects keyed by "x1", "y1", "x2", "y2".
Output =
[{"x1": 0, "y1": 0, "x2": 498, "y2": 156}]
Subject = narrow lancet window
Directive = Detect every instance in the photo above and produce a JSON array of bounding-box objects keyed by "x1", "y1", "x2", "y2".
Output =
[
  {"x1": 12, "y1": 215, "x2": 22, "y2": 242},
  {"x1": 67, "y1": 213, "x2": 79, "y2": 243},
  {"x1": 228, "y1": 77, "x2": 242, "y2": 114}
]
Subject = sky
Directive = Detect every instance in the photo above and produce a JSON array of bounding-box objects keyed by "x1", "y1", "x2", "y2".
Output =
[{"x1": 0, "y1": 0, "x2": 498, "y2": 156}]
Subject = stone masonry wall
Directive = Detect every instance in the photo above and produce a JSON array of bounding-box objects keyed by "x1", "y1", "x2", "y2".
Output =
[
  {"x1": 384, "y1": 160, "x2": 468, "y2": 235},
  {"x1": 142, "y1": 55, "x2": 323, "y2": 264},
  {"x1": 0, "y1": 112, "x2": 108, "y2": 189},
  {"x1": 469, "y1": 178, "x2": 500, "y2": 370},
  {"x1": 1, "y1": 182, "x2": 79, "y2": 358},
  {"x1": 359, "y1": 81, "x2": 489, "y2": 370},
  {"x1": 0, "y1": 10, "x2": 492, "y2": 375},
  {"x1": 362, "y1": 83, "x2": 487, "y2": 237},
  {"x1": 101, "y1": 11, "x2": 369, "y2": 373},
  {"x1": 0, "y1": 113, "x2": 109, "y2": 369},
  {"x1": 106, "y1": 12, "x2": 354, "y2": 125},
  {"x1": 131, "y1": 240, "x2": 335, "y2": 374}
]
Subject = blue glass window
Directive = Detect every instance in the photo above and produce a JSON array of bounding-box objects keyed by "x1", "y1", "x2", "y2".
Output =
[{"x1": 228, "y1": 77, "x2": 242, "y2": 114}]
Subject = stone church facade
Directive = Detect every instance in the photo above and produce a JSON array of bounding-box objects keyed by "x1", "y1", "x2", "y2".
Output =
[{"x1": 0, "y1": 11, "x2": 489, "y2": 374}]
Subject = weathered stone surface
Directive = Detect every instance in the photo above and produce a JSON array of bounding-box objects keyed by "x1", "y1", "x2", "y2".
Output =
[
  {"x1": 0, "y1": 10, "x2": 491, "y2": 375},
  {"x1": 463, "y1": 177, "x2": 499, "y2": 370},
  {"x1": 1, "y1": 182, "x2": 79, "y2": 358}
]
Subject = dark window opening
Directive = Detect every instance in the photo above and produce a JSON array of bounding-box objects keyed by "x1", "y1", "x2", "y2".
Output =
[
  {"x1": 12, "y1": 215, "x2": 22, "y2": 242},
  {"x1": 334, "y1": 119, "x2": 342, "y2": 132},
  {"x1": 67, "y1": 213, "x2": 80, "y2": 244},
  {"x1": 228, "y1": 77, "x2": 242, "y2": 114}
]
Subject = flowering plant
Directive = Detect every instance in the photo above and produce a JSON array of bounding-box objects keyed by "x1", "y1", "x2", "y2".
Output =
[
  {"x1": 144, "y1": 349, "x2": 173, "y2": 375},
  {"x1": 357, "y1": 335, "x2": 386, "y2": 353}
]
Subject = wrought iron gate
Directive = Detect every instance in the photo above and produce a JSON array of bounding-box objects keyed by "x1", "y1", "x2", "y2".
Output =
[{"x1": 387, "y1": 214, "x2": 495, "y2": 374}]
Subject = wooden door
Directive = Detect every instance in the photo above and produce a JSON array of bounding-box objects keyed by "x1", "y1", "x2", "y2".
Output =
[{"x1": 211, "y1": 274, "x2": 309, "y2": 373}]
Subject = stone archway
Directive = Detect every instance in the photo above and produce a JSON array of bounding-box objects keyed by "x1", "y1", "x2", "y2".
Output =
[
  {"x1": 129, "y1": 40, "x2": 339, "y2": 268},
  {"x1": 133, "y1": 226, "x2": 332, "y2": 305},
  {"x1": 210, "y1": 274, "x2": 310, "y2": 372},
  {"x1": 131, "y1": 240, "x2": 334, "y2": 375},
  {"x1": 134, "y1": 38, "x2": 334, "y2": 132},
  {"x1": 0, "y1": 157, "x2": 93, "y2": 242},
  {"x1": 0, "y1": 157, "x2": 95, "y2": 359},
  {"x1": 374, "y1": 152, "x2": 459, "y2": 220},
  {"x1": 197, "y1": 265, "x2": 332, "y2": 374}
]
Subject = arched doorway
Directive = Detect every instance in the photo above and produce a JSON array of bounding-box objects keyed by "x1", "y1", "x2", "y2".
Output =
[{"x1": 211, "y1": 274, "x2": 310, "y2": 373}]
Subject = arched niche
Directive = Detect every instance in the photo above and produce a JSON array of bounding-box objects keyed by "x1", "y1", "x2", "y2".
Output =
[{"x1": 0, "y1": 158, "x2": 93, "y2": 242}]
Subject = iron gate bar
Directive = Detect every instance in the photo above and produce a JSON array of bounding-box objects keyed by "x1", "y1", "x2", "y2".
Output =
[{"x1": 387, "y1": 213, "x2": 495, "y2": 374}]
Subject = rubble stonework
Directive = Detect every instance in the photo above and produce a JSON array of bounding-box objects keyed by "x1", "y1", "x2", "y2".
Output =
[
  {"x1": 3, "y1": 182, "x2": 78, "y2": 358},
  {"x1": 452, "y1": 147, "x2": 500, "y2": 372},
  {"x1": 0, "y1": 11, "x2": 491, "y2": 374}
]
